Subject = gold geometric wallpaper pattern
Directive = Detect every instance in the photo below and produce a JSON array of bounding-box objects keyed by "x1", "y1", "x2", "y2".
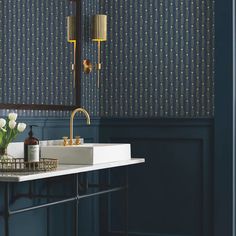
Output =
[
  {"x1": 0, "y1": 0, "x2": 215, "y2": 118},
  {"x1": 0, "y1": 0, "x2": 74, "y2": 117},
  {"x1": 99, "y1": 0, "x2": 215, "y2": 117},
  {"x1": 81, "y1": 0, "x2": 100, "y2": 117}
]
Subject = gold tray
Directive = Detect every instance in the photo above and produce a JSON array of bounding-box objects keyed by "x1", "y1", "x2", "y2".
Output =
[{"x1": 0, "y1": 158, "x2": 58, "y2": 172}]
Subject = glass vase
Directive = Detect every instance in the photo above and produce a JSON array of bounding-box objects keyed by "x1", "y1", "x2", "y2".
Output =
[{"x1": 0, "y1": 146, "x2": 12, "y2": 161}]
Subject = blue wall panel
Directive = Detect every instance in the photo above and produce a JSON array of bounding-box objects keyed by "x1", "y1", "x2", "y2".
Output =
[
  {"x1": 214, "y1": 0, "x2": 234, "y2": 234},
  {"x1": 0, "y1": 118, "x2": 214, "y2": 236},
  {"x1": 100, "y1": 118, "x2": 213, "y2": 236}
]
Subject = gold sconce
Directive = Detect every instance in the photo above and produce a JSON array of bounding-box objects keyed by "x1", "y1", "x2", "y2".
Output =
[
  {"x1": 92, "y1": 14, "x2": 107, "y2": 87},
  {"x1": 67, "y1": 15, "x2": 76, "y2": 87}
]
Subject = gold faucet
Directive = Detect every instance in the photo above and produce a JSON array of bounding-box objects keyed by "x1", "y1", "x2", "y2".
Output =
[{"x1": 69, "y1": 108, "x2": 91, "y2": 145}]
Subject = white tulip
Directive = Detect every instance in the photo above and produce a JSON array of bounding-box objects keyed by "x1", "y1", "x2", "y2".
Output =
[
  {"x1": 8, "y1": 113, "x2": 17, "y2": 121},
  {"x1": 0, "y1": 118, "x2": 6, "y2": 129},
  {"x1": 9, "y1": 120, "x2": 16, "y2": 129},
  {"x1": 17, "y1": 123, "x2": 26, "y2": 132}
]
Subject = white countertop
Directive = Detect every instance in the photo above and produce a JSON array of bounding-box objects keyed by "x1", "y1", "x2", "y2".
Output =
[{"x1": 0, "y1": 158, "x2": 145, "y2": 182}]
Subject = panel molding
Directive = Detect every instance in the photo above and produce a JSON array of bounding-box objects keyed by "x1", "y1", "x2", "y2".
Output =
[
  {"x1": 99, "y1": 118, "x2": 213, "y2": 236},
  {"x1": 2, "y1": 117, "x2": 213, "y2": 236},
  {"x1": 110, "y1": 232, "x2": 191, "y2": 236},
  {"x1": 100, "y1": 118, "x2": 213, "y2": 127},
  {"x1": 15, "y1": 116, "x2": 100, "y2": 142},
  {"x1": 127, "y1": 233, "x2": 190, "y2": 236}
]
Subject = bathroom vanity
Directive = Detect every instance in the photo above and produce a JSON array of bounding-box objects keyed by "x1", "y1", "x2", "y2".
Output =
[{"x1": 0, "y1": 158, "x2": 144, "y2": 236}]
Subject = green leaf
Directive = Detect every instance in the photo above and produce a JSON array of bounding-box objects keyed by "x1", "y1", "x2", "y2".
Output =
[{"x1": 0, "y1": 131, "x2": 3, "y2": 144}]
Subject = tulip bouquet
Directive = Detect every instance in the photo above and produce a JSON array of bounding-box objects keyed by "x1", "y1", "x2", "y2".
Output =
[{"x1": 0, "y1": 113, "x2": 26, "y2": 159}]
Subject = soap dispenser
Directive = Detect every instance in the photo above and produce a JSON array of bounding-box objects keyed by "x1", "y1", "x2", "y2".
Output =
[{"x1": 24, "y1": 125, "x2": 39, "y2": 163}]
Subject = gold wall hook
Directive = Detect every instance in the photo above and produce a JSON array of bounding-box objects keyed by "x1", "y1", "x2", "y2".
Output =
[{"x1": 83, "y1": 59, "x2": 93, "y2": 74}]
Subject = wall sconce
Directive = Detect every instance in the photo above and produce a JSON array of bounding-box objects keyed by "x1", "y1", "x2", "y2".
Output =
[
  {"x1": 92, "y1": 14, "x2": 107, "y2": 87},
  {"x1": 67, "y1": 15, "x2": 76, "y2": 87}
]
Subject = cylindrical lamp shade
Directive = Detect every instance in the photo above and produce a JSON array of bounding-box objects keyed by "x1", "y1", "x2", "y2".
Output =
[
  {"x1": 67, "y1": 16, "x2": 76, "y2": 42},
  {"x1": 92, "y1": 14, "x2": 107, "y2": 42}
]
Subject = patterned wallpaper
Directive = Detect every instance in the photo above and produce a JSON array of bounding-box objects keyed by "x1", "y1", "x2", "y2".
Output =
[
  {"x1": 0, "y1": 0, "x2": 75, "y2": 116},
  {"x1": 0, "y1": 0, "x2": 215, "y2": 118},
  {"x1": 81, "y1": 0, "x2": 100, "y2": 117},
  {"x1": 99, "y1": 0, "x2": 215, "y2": 117}
]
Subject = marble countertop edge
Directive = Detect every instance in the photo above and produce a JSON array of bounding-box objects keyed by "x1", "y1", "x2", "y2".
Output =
[{"x1": 0, "y1": 158, "x2": 145, "y2": 182}]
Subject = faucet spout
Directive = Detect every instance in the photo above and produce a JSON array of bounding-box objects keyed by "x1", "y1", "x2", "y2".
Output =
[{"x1": 70, "y1": 108, "x2": 91, "y2": 145}]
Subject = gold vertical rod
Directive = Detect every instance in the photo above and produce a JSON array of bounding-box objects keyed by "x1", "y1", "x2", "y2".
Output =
[
  {"x1": 97, "y1": 41, "x2": 101, "y2": 88},
  {"x1": 73, "y1": 42, "x2": 76, "y2": 88}
]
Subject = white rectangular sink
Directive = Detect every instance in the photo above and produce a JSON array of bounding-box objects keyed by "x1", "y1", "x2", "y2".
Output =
[{"x1": 41, "y1": 143, "x2": 131, "y2": 165}]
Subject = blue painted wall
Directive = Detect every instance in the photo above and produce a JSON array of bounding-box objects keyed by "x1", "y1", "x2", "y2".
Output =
[
  {"x1": 99, "y1": 118, "x2": 213, "y2": 236},
  {"x1": 214, "y1": 0, "x2": 234, "y2": 235},
  {"x1": 0, "y1": 117, "x2": 214, "y2": 236}
]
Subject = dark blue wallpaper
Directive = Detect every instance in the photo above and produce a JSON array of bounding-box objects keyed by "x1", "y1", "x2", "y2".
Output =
[
  {"x1": 81, "y1": 0, "x2": 100, "y2": 117},
  {"x1": 99, "y1": 0, "x2": 215, "y2": 117},
  {"x1": 0, "y1": 0, "x2": 75, "y2": 109},
  {"x1": 0, "y1": 0, "x2": 215, "y2": 118}
]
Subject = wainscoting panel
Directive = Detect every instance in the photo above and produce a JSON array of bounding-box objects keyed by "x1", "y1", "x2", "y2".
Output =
[
  {"x1": 0, "y1": 117, "x2": 213, "y2": 236},
  {"x1": 100, "y1": 118, "x2": 213, "y2": 236}
]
